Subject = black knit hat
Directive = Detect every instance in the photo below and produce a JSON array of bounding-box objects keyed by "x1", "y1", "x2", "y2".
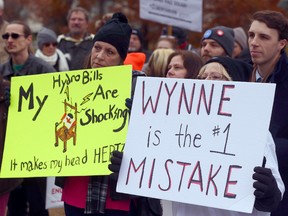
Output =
[
  {"x1": 202, "y1": 26, "x2": 235, "y2": 57},
  {"x1": 93, "y1": 12, "x2": 132, "y2": 60},
  {"x1": 161, "y1": 26, "x2": 187, "y2": 45},
  {"x1": 131, "y1": 28, "x2": 143, "y2": 45},
  {"x1": 206, "y1": 57, "x2": 252, "y2": 81}
]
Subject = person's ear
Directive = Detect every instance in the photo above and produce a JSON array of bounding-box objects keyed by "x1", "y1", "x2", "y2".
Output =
[
  {"x1": 279, "y1": 39, "x2": 287, "y2": 50},
  {"x1": 26, "y1": 35, "x2": 33, "y2": 43}
]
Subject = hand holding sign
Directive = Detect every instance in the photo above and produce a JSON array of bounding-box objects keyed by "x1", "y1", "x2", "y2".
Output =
[
  {"x1": 253, "y1": 166, "x2": 281, "y2": 212},
  {"x1": 0, "y1": 65, "x2": 132, "y2": 177},
  {"x1": 117, "y1": 77, "x2": 277, "y2": 213},
  {"x1": 109, "y1": 150, "x2": 123, "y2": 181}
]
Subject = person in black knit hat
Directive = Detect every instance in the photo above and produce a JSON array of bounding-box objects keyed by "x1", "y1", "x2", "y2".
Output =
[
  {"x1": 161, "y1": 26, "x2": 198, "y2": 53},
  {"x1": 201, "y1": 26, "x2": 235, "y2": 63},
  {"x1": 128, "y1": 28, "x2": 143, "y2": 53},
  {"x1": 128, "y1": 28, "x2": 151, "y2": 63},
  {"x1": 58, "y1": 12, "x2": 148, "y2": 216},
  {"x1": 92, "y1": 13, "x2": 131, "y2": 61}
]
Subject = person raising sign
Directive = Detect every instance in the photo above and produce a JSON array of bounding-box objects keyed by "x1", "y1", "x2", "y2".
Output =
[
  {"x1": 109, "y1": 56, "x2": 284, "y2": 216},
  {"x1": 56, "y1": 12, "x2": 154, "y2": 216},
  {"x1": 172, "y1": 56, "x2": 283, "y2": 216}
]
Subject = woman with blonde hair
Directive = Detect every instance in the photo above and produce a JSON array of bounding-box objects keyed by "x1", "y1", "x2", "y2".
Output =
[{"x1": 143, "y1": 48, "x2": 174, "y2": 77}]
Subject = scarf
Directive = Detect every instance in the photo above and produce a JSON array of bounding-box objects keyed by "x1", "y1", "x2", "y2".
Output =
[{"x1": 35, "y1": 49, "x2": 69, "y2": 72}]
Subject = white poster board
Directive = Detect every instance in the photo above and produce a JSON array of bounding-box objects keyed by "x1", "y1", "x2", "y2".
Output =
[
  {"x1": 117, "y1": 77, "x2": 276, "y2": 213},
  {"x1": 45, "y1": 177, "x2": 63, "y2": 209},
  {"x1": 140, "y1": 0, "x2": 203, "y2": 32}
]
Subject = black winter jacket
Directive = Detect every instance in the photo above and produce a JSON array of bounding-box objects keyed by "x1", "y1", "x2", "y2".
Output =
[
  {"x1": 0, "y1": 55, "x2": 56, "y2": 79},
  {"x1": 266, "y1": 51, "x2": 288, "y2": 216}
]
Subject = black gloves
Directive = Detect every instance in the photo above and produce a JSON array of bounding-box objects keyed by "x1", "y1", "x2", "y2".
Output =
[
  {"x1": 108, "y1": 150, "x2": 123, "y2": 181},
  {"x1": 109, "y1": 98, "x2": 131, "y2": 177},
  {"x1": 125, "y1": 98, "x2": 133, "y2": 111},
  {"x1": 109, "y1": 150, "x2": 136, "y2": 200},
  {"x1": 253, "y1": 166, "x2": 281, "y2": 212}
]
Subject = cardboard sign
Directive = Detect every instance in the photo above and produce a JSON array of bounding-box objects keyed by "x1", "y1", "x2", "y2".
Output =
[
  {"x1": 0, "y1": 65, "x2": 132, "y2": 177},
  {"x1": 117, "y1": 77, "x2": 276, "y2": 213},
  {"x1": 45, "y1": 177, "x2": 63, "y2": 209},
  {"x1": 140, "y1": 0, "x2": 203, "y2": 32}
]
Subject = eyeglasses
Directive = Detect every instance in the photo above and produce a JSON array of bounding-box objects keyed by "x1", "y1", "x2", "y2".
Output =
[
  {"x1": 2, "y1": 33, "x2": 25, "y2": 40},
  {"x1": 198, "y1": 72, "x2": 229, "y2": 81},
  {"x1": 44, "y1": 42, "x2": 58, "y2": 47}
]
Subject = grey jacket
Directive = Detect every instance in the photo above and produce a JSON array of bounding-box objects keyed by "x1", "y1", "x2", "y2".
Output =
[{"x1": 0, "y1": 55, "x2": 56, "y2": 80}]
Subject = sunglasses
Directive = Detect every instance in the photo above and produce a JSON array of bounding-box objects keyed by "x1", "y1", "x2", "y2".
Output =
[
  {"x1": 2, "y1": 33, "x2": 24, "y2": 40},
  {"x1": 44, "y1": 42, "x2": 58, "y2": 47}
]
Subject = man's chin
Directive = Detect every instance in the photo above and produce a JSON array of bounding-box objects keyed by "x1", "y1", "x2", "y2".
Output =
[
  {"x1": 202, "y1": 55, "x2": 211, "y2": 63},
  {"x1": 92, "y1": 63, "x2": 104, "y2": 68},
  {"x1": 70, "y1": 30, "x2": 82, "y2": 36},
  {"x1": 128, "y1": 48, "x2": 138, "y2": 52},
  {"x1": 6, "y1": 49, "x2": 16, "y2": 54}
]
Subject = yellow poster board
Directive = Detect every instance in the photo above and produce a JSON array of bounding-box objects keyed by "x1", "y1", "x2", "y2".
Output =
[{"x1": 0, "y1": 65, "x2": 132, "y2": 177}]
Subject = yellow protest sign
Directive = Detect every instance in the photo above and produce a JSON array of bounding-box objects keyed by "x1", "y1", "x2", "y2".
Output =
[{"x1": 0, "y1": 65, "x2": 132, "y2": 177}]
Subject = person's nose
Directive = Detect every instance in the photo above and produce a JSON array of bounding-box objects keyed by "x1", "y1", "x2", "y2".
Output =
[
  {"x1": 73, "y1": 19, "x2": 81, "y2": 25},
  {"x1": 167, "y1": 68, "x2": 174, "y2": 75},
  {"x1": 203, "y1": 44, "x2": 210, "y2": 52},
  {"x1": 7, "y1": 36, "x2": 14, "y2": 42},
  {"x1": 249, "y1": 36, "x2": 259, "y2": 47},
  {"x1": 96, "y1": 50, "x2": 105, "y2": 59},
  {"x1": 204, "y1": 74, "x2": 212, "y2": 80}
]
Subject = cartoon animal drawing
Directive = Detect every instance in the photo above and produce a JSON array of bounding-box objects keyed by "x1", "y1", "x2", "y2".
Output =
[{"x1": 55, "y1": 100, "x2": 77, "y2": 153}]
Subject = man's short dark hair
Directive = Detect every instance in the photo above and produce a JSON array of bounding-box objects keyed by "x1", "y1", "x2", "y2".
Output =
[
  {"x1": 67, "y1": 6, "x2": 90, "y2": 22},
  {"x1": 251, "y1": 10, "x2": 288, "y2": 40}
]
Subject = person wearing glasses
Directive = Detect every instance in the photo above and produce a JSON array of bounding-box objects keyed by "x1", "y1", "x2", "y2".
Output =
[
  {"x1": 169, "y1": 56, "x2": 284, "y2": 216},
  {"x1": 0, "y1": 0, "x2": 9, "y2": 64},
  {"x1": 0, "y1": 21, "x2": 55, "y2": 78},
  {"x1": 110, "y1": 56, "x2": 284, "y2": 216},
  {"x1": 0, "y1": 20, "x2": 55, "y2": 216},
  {"x1": 197, "y1": 56, "x2": 251, "y2": 81},
  {"x1": 35, "y1": 27, "x2": 69, "y2": 72}
]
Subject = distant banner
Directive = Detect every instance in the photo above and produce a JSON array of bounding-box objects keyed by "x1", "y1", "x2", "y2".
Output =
[
  {"x1": 117, "y1": 77, "x2": 276, "y2": 213},
  {"x1": 140, "y1": 0, "x2": 203, "y2": 32},
  {"x1": 0, "y1": 65, "x2": 132, "y2": 177}
]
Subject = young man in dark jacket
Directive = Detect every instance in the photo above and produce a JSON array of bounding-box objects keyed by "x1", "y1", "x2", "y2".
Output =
[
  {"x1": 1, "y1": 20, "x2": 55, "y2": 216},
  {"x1": 248, "y1": 10, "x2": 288, "y2": 216}
]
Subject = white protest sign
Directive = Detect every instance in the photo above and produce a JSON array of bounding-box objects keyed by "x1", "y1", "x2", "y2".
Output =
[
  {"x1": 117, "y1": 77, "x2": 276, "y2": 213},
  {"x1": 140, "y1": 0, "x2": 203, "y2": 32},
  {"x1": 45, "y1": 177, "x2": 63, "y2": 209}
]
